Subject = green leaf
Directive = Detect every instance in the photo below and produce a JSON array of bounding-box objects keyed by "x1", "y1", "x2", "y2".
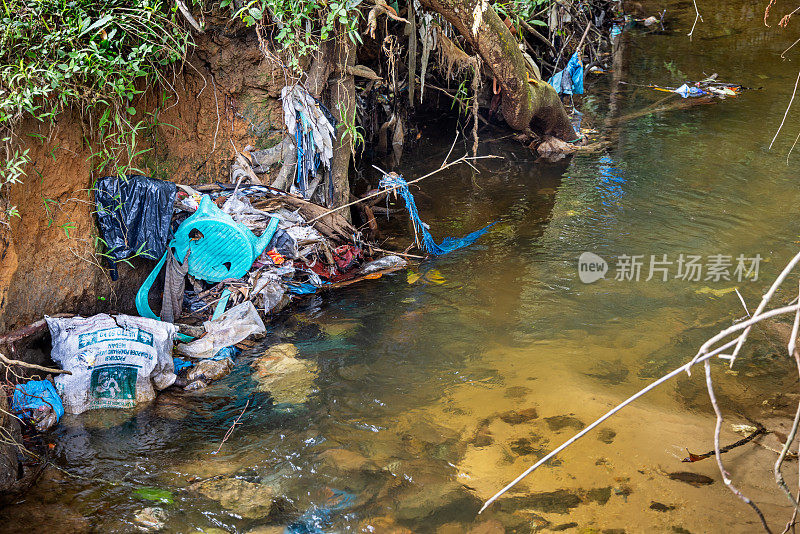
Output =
[
  {"x1": 133, "y1": 487, "x2": 174, "y2": 504},
  {"x1": 126, "y1": 107, "x2": 136, "y2": 115},
  {"x1": 78, "y1": 15, "x2": 112, "y2": 38},
  {"x1": 531, "y1": 19, "x2": 548, "y2": 27}
]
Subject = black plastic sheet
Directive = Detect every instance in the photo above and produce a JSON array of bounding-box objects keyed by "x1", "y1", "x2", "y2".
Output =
[{"x1": 94, "y1": 175, "x2": 176, "y2": 280}]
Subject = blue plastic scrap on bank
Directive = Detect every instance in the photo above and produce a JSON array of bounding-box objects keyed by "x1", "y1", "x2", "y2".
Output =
[
  {"x1": 674, "y1": 83, "x2": 706, "y2": 98},
  {"x1": 173, "y1": 345, "x2": 241, "y2": 372},
  {"x1": 549, "y1": 51, "x2": 584, "y2": 96},
  {"x1": 12, "y1": 380, "x2": 64, "y2": 424},
  {"x1": 287, "y1": 282, "x2": 321, "y2": 295}
]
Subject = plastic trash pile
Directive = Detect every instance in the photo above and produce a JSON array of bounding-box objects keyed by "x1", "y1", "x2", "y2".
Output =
[
  {"x1": 107, "y1": 173, "x2": 411, "y2": 333},
  {"x1": 649, "y1": 74, "x2": 745, "y2": 99},
  {"x1": 7, "y1": 157, "x2": 496, "y2": 430}
]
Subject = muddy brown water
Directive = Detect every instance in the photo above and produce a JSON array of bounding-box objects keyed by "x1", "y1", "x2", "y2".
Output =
[{"x1": 6, "y1": 2, "x2": 800, "y2": 533}]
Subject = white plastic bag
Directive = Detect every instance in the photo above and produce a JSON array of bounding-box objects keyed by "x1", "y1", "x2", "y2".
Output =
[
  {"x1": 46, "y1": 314, "x2": 177, "y2": 414},
  {"x1": 252, "y1": 271, "x2": 287, "y2": 313},
  {"x1": 176, "y1": 301, "x2": 266, "y2": 359}
]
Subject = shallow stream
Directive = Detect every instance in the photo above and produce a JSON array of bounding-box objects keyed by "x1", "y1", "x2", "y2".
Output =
[{"x1": 7, "y1": 2, "x2": 800, "y2": 533}]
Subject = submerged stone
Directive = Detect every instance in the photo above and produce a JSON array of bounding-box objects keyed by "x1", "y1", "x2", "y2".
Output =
[
  {"x1": 358, "y1": 515, "x2": 415, "y2": 533},
  {"x1": 395, "y1": 480, "x2": 481, "y2": 522},
  {"x1": 509, "y1": 438, "x2": 542, "y2": 456},
  {"x1": 552, "y1": 522, "x2": 579, "y2": 531},
  {"x1": 471, "y1": 425, "x2": 494, "y2": 447},
  {"x1": 437, "y1": 522, "x2": 467, "y2": 534},
  {"x1": 650, "y1": 501, "x2": 676, "y2": 512},
  {"x1": 585, "y1": 360, "x2": 629, "y2": 385},
  {"x1": 134, "y1": 507, "x2": 166, "y2": 531},
  {"x1": 245, "y1": 527, "x2": 286, "y2": 534},
  {"x1": 498, "y1": 489, "x2": 582, "y2": 514},
  {"x1": 318, "y1": 448, "x2": 377, "y2": 472},
  {"x1": 467, "y1": 519, "x2": 505, "y2": 533},
  {"x1": 504, "y1": 386, "x2": 531, "y2": 399},
  {"x1": 251, "y1": 343, "x2": 318, "y2": 404},
  {"x1": 545, "y1": 415, "x2": 584, "y2": 432},
  {"x1": 586, "y1": 486, "x2": 612, "y2": 505},
  {"x1": 186, "y1": 357, "x2": 234, "y2": 382},
  {"x1": 597, "y1": 428, "x2": 616, "y2": 444},
  {"x1": 498, "y1": 407, "x2": 539, "y2": 425},
  {"x1": 190, "y1": 477, "x2": 277, "y2": 519}
]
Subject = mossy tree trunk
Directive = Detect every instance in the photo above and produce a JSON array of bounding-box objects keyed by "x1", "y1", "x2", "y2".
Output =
[
  {"x1": 330, "y1": 36, "x2": 356, "y2": 222},
  {"x1": 419, "y1": 0, "x2": 578, "y2": 140}
]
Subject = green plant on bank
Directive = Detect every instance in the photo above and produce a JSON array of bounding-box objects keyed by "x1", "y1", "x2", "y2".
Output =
[
  {"x1": 495, "y1": 0, "x2": 553, "y2": 26},
  {"x1": 335, "y1": 101, "x2": 365, "y2": 156},
  {"x1": 58, "y1": 221, "x2": 77, "y2": 238},
  {"x1": 0, "y1": 0, "x2": 194, "y2": 216},
  {"x1": 227, "y1": 0, "x2": 363, "y2": 73},
  {"x1": 451, "y1": 78, "x2": 473, "y2": 117}
]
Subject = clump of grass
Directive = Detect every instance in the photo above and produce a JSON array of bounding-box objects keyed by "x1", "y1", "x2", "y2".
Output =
[{"x1": 0, "y1": 0, "x2": 194, "y2": 214}]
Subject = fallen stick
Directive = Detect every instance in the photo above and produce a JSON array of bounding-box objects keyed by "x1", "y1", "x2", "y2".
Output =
[
  {"x1": 323, "y1": 265, "x2": 409, "y2": 289},
  {"x1": 605, "y1": 96, "x2": 715, "y2": 126},
  {"x1": 176, "y1": 0, "x2": 203, "y2": 33},
  {"x1": 520, "y1": 19, "x2": 556, "y2": 51},
  {"x1": 370, "y1": 246, "x2": 426, "y2": 259},
  {"x1": 682, "y1": 423, "x2": 767, "y2": 462},
  {"x1": 576, "y1": 21, "x2": 592, "y2": 55},
  {"x1": 0, "y1": 313, "x2": 71, "y2": 348},
  {"x1": 0, "y1": 351, "x2": 70, "y2": 376},
  {"x1": 213, "y1": 398, "x2": 250, "y2": 454}
]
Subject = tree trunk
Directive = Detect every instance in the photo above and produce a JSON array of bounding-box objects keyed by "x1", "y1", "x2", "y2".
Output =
[
  {"x1": 305, "y1": 41, "x2": 334, "y2": 98},
  {"x1": 330, "y1": 36, "x2": 355, "y2": 222},
  {"x1": 418, "y1": 0, "x2": 577, "y2": 141}
]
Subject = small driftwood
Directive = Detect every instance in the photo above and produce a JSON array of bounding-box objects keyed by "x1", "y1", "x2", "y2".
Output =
[
  {"x1": 0, "y1": 314, "x2": 70, "y2": 348},
  {"x1": 0, "y1": 351, "x2": 70, "y2": 376},
  {"x1": 682, "y1": 423, "x2": 767, "y2": 462}
]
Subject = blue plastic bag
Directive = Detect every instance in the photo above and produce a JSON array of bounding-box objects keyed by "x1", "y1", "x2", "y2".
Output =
[
  {"x1": 211, "y1": 346, "x2": 241, "y2": 361},
  {"x1": 12, "y1": 380, "x2": 64, "y2": 431},
  {"x1": 548, "y1": 51, "x2": 584, "y2": 95},
  {"x1": 174, "y1": 346, "x2": 240, "y2": 372},
  {"x1": 674, "y1": 83, "x2": 706, "y2": 98},
  {"x1": 173, "y1": 357, "x2": 193, "y2": 372}
]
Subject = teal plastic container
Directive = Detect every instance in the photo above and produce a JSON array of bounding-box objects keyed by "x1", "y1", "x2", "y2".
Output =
[{"x1": 136, "y1": 195, "x2": 279, "y2": 320}]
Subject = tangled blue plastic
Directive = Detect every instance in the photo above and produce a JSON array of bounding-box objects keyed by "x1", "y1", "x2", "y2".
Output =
[{"x1": 379, "y1": 172, "x2": 494, "y2": 255}]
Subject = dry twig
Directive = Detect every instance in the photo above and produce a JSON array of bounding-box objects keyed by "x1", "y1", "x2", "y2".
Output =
[{"x1": 213, "y1": 398, "x2": 250, "y2": 454}]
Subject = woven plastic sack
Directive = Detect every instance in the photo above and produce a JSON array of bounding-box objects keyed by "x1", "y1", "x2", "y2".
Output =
[{"x1": 46, "y1": 314, "x2": 177, "y2": 414}]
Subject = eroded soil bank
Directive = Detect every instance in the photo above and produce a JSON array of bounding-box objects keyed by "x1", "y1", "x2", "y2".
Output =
[{"x1": 0, "y1": 30, "x2": 287, "y2": 333}]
